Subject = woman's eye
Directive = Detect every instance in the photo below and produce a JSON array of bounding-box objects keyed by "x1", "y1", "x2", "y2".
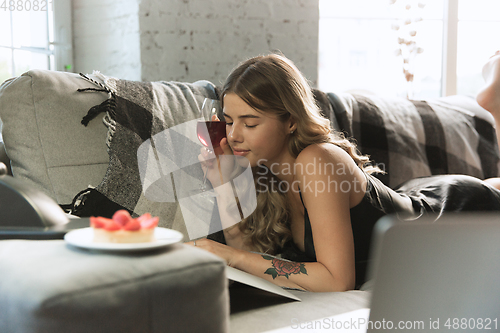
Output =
[{"x1": 225, "y1": 122, "x2": 256, "y2": 128}]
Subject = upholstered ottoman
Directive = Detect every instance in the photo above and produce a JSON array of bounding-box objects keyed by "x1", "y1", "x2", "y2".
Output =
[{"x1": 0, "y1": 240, "x2": 229, "y2": 333}]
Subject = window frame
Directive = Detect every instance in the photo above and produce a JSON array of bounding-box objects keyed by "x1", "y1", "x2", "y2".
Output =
[
  {"x1": 442, "y1": 0, "x2": 458, "y2": 96},
  {"x1": 0, "y1": 0, "x2": 72, "y2": 77},
  {"x1": 52, "y1": 0, "x2": 73, "y2": 72}
]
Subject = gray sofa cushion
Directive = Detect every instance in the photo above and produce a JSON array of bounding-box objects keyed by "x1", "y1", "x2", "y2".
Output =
[
  {"x1": 0, "y1": 240, "x2": 229, "y2": 333},
  {"x1": 0, "y1": 70, "x2": 110, "y2": 204}
]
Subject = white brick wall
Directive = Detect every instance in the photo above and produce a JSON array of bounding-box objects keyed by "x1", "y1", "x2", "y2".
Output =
[
  {"x1": 139, "y1": 0, "x2": 319, "y2": 85},
  {"x1": 73, "y1": 0, "x2": 141, "y2": 80},
  {"x1": 73, "y1": 0, "x2": 319, "y2": 85}
]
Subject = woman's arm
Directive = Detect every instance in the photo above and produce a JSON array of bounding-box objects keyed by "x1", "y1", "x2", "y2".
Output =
[
  {"x1": 292, "y1": 144, "x2": 367, "y2": 291},
  {"x1": 190, "y1": 238, "x2": 348, "y2": 292}
]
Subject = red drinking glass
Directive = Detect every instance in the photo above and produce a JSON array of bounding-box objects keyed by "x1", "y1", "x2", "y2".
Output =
[
  {"x1": 197, "y1": 121, "x2": 227, "y2": 149},
  {"x1": 196, "y1": 98, "x2": 225, "y2": 193}
]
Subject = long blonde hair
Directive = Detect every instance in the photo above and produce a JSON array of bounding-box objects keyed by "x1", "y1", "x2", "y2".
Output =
[{"x1": 221, "y1": 54, "x2": 378, "y2": 254}]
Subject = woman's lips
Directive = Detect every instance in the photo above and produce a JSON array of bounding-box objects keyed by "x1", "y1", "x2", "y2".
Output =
[{"x1": 232, "y1": 149, "x2": 250, "y2": 156}]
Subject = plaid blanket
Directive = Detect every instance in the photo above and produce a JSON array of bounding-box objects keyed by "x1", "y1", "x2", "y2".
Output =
[{"x1": 325, "y1": 92, "x2": 500, "y2": 188}]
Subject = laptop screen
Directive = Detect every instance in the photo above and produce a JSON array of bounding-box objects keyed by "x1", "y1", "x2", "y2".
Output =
[{"x1": 367, "y1": 213, "x2": 500, "y2": 332}]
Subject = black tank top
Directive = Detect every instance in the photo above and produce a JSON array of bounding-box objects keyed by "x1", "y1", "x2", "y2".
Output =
[{"x1": 281, "y1": 172, "x2": 418, "y2": 287}]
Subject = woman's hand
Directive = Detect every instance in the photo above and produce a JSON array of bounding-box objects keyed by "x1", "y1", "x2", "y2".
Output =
[
  {"x1": 198, "y1": 115, "x2": 237, "y2": 187},
  {"x1": 186, "y1": 238, "x2": 243, "y2": 267},
  {"x1": 217, "y1": 137, "x2": 233, "y2": 155},
  {"x1": 198, "y1": 141, "x2": 236, "y2": 187},
  {"x1": 198, "y1": 147, "x2": 220, "y2": 186},
  {"x1": 213, "y1": 114, "x2": 233, "y2": 156}
]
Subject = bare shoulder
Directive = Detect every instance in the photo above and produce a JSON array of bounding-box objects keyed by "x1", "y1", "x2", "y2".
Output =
[
  {"x1": 295, "y1": 143, "x2": 367, "y2": 206},
  {"x1": 296, "y1": 143, "x2": 356, "y2": 171}
]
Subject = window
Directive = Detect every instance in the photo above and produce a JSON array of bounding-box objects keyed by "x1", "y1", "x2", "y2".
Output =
[
  {"x1": 456, "y1": 0, "x2": 500, "y2": 96},
  {"x1": 318, "y1": 0, "x2": 500, "y2": 99},
  {"x1": 0, "y1": 0, "x2": 72, "y2": 84}
]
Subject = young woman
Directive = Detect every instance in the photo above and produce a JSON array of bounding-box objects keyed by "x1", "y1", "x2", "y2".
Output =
[{"x1": 188, "y1": 53, "x2": 500, "y2": 292}]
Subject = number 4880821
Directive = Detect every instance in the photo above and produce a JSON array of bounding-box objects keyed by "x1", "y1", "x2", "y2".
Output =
[
  {"x1": 1, "y1": 0, "x2": 52, "y2": 11},
  {"x1": 444, "y1": 318, "x2": 498, "y2": 330}
]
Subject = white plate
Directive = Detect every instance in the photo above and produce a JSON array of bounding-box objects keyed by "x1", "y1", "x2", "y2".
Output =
[{"x1": 64, "y1": 227, "x2": 184, "y2": 252}]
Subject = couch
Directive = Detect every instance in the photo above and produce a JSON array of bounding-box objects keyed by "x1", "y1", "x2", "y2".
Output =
[{"x1": 0, "y1": 69, "x2": 499, "y2": 332}]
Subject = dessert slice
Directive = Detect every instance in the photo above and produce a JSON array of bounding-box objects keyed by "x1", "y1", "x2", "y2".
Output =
[{"x1": 90, "y1": 210, "x2": 159, "y2": 243}]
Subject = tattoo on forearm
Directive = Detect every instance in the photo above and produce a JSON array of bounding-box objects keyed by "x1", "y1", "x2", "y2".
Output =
[{"x1": 262, "y1": 255, "x2": 308, "y2": 279}]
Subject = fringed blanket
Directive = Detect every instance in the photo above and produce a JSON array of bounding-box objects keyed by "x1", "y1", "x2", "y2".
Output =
[{"x1": 71, "y1": 74, "x2": 218, "y2": 234}]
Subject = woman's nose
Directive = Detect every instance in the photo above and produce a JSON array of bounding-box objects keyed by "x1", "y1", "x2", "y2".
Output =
[{"x1": 228, "y1": 124, "x2": 242, "y2": 142}]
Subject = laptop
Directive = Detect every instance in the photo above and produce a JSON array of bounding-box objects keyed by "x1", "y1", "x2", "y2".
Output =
[{"x1": 367, "y1": 212, "x2": 500, "y2": 332}]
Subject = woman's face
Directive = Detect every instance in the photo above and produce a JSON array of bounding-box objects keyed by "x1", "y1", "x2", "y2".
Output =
[{"x1": 223, "y1": 93, "x2": 293, "y2": 168}]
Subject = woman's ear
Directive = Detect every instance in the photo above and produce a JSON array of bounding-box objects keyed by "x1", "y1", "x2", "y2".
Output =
[{"x1": 288, "y1": 118, "x2": 297, "y2": 134}]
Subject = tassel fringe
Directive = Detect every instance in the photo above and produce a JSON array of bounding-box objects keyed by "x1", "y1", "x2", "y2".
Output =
[
  {"x1": 79, "y1": 73, "x2": 113, "y2": 93},
  {"x1": 78, "y1": 73, "x2": 117, "y2": 126}
]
